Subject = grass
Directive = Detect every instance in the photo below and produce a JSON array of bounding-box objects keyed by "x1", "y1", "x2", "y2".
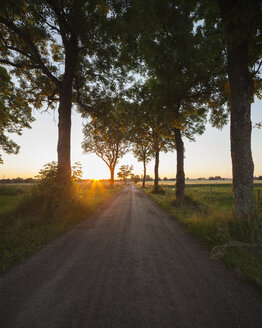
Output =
[
  {"x1": 143, "y1": 183, "x2": 262, "y2": 289},
  {"x1": 0, "y1": 184, "x2": 32, "y2": 215},
  {"x1": 0, "y1": 181, "x2": 123, "y2": 275},
  {"x1": 137, "y1": 179, "x2": 262, "y2": 186}
]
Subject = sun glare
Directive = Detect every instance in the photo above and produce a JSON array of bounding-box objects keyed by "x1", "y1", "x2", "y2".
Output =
[
  {"x1": 91, "y1": 176, "x2": 100, "y2": 182},
  {"x1": 86, "y1": 178, "x2": 105, "y2": 197}
]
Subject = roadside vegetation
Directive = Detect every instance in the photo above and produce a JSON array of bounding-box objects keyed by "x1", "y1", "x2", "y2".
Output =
[
  {"x1": 143, "y1": 184, "x2": 262, "y2": 288},
  {"x1": 0, "y1": 164, "x2": 123, "y2": 275}
]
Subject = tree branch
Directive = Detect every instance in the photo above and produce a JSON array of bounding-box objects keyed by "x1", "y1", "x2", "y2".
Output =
[
  {"x1": 253, "y1": 59, "x2": 262, "y2": 77},
  {"x1": 96, "y1": 153, "x2": 110, "y2": 168},
  {"x1": 0, "y1": 16, "x2": 60, "y2": 86},
  {"x1": 0, "y1": 58, "x2": 40, "y2": 69},
  {"x1": 45, "y1": 0, "x2": 70, "y2": 48}
]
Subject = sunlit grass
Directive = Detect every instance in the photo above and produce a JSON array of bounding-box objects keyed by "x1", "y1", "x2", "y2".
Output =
[{"x1": 0, "y1": 181, "x2": 123, "y2": 275}]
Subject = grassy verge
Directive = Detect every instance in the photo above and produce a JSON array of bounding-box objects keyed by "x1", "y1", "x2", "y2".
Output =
[
  {"x1": 0, "y1": 181, "x2": 123, "y2": 275},
  {"x1": 143, "y1": 184, "x2": 262, "y2": 289}
]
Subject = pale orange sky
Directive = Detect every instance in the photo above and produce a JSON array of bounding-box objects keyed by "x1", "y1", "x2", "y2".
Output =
[{"x1": 1, "y1": 98, "x2": 261, "y2": 180}]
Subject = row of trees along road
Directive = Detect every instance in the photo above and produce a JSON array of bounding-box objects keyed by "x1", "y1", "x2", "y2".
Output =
[
  {"x1": 121, "y1": 0, "x2": 261, "y2": 218},
  {"x1": 0, "y1": 0, "x2": 261, "y2": 219},
  {"x1": 122, "y1": 0, "x2": 227, "y2": 203}
]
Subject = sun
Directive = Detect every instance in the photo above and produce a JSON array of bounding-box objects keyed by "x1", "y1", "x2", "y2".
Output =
[{"x1": 90, "y1": 173, "x2": 100, "y2": 181}]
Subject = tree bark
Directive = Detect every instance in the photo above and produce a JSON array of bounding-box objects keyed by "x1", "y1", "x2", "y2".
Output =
[
  {"x1": 57, "y1": 83, "x2": 72, "y2": 185},
  {"x1": 56, "y1": 37, "x2": 79, "y2": 187},
  {"x1": 228, "y1": 43, "x2": 254, "y2": 219},
  {"x1": 154, "y1": 150, "x2": 159, "y2": 191},
  {"x1": 110, "y1": 167, "x2": 115, "y2": 184},
  {"x1": 143, "y1": 159, "x2": 146, "y2": 188},
  {"x1": 218, "y1": 0, "x2": 254, "y2": 219},
  {"x1": 174, "y1": 128, "x2": 185, "y2": 204}
]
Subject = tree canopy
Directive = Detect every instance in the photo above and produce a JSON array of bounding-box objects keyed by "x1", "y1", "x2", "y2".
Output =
[
  {"x1": 0, "y1": 0, "x2": 128, "y2": 184},
  {"x1": 0, "y1": 66, "x2": 33, "y2": 163},
  {"x1": 117, "y1": 165, "x2": 133, "y2": 182},
  {"x1": 82, "y1": 103, "x2": 130, "y2": 183}
]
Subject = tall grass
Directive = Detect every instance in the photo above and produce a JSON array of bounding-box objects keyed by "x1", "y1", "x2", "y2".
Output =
[
  {"x1": 144, "y1": 184, "x2": 262, "y2": 289},
  {"x1": 0, "y1": 180, "x2": 122, "y2": 274}
]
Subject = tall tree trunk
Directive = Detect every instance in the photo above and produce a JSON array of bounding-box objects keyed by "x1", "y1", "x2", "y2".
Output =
[
  {"x1": 228, "y1": 43, "x2": 254, "y2": 219},
  {"x1": 154, "y1": 150, "x2": 159, "y2": 191},
  {"x1": 174, "y1": 128, "x2": 185, "y2": 204},
  {"x1": 57, "y1": 83, "x2": 72, "y2": 185},
  {"x1": 218, "y1": 0, "x2": 254, "y2": 219},
  {"x1": 143, "y1": 159, "x2": 146, "y2": 188},
  {"x1": 110, "y1": 167, "x2": 115, "y2": 184}
]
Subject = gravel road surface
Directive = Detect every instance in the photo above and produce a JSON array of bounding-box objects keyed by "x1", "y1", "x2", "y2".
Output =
[{"x1": 0, "y1": 184, "x2": 262, "y2": 328}]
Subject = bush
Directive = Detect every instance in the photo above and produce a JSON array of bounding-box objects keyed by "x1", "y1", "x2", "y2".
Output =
[{"x1": 151, "y1": 186, "x2": 166, "y2": 195}]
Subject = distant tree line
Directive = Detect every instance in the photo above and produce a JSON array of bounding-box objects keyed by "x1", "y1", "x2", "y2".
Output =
[
  {"x1": 0, "y1": 178, "x2": 36, "y2": 184},
  {"x1": 208, "y1": 176, "x2": 224, "y2": 181}
]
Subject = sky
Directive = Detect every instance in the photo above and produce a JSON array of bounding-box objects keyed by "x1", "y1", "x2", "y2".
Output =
[{"x1": 0, "y1": 98, "x2": 261, "y2": 180}]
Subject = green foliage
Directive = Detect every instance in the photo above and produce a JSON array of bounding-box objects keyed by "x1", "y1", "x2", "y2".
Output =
[
  {"x1": 132, "y1": 142, "x2": 154, "y2": 177},
  {"x1": 36, "y1": 161, "x2": 59, "y2": 185},
  {"x1": 37, "y1": 161, "x2": 82, "y2": 184},
  {"x1": 196, "y1": 0, "x2": 262, "y2": 111},
  {"x1": 123, "y1": 0, "x2": 224, "y2": 137},
  {"x1": 0, "y1": 0, "x2": 130, "y2": 182},
  {"x1": 0, "y1": 0, "x2": 125, "y2": 109},
  {"x1": 117, "y1": 165, "x2": 133, "y2": 181},
  {"x1": 127, "y1": 79, "x2": 177, "y2": 154},
  {"x1": 151, "y1": 186, "x2": 165, "y2": 195},
  {"x1": 82, "y1": 104, "x2": 129, "y2": 177},
  {"x1": 0, "y1": 66, "x2": 34, "y2": 163},
  {"x1": 35, "y1": 161, "x2": 83, "y2": 199}
]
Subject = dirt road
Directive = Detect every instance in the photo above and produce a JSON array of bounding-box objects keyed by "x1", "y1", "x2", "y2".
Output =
[{"x1": 0, "y1": 184, "x2": 262, "y2": 328}]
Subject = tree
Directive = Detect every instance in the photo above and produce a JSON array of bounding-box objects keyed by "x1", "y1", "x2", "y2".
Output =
[
  {"x1": 131, "y1": 174, "x2": 140, "y2": 183},
  {"x1": 82, "y1": 108, "x2": 129, "y2": 184},
  {"x1": 0, "y1": 66, "x2": 33, "y2": 163},
  {"x1": 198, "y1": 0, "x2": 262, "y2": 219},
  {"x1": 117, "y1": 165, "x2": 133, "y2": 183},
  {"x1": 133, "y1": 143, "x2": 153, "y2": 188},
  {"x1": 0, "y1": 0, "x2": 125, "y2": 186},
  {"x1": 218, "y1": 0, "x2": 261, "y2": 219},
  {"x1": 122, "y1": 0, "x2": 221, "y2": 202},
  {"x1": 127, "y1": 79, "x2": 175, "y2": 192}
]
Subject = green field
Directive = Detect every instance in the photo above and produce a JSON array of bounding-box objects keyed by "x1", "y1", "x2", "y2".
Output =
[
  {"x1": 143, "y1": 183, "x2": 262, "y2": 289},
  {"x1": 0, "y1": 181, "x2": 123, "y2": 274},
  {"x1": 184, "y1": 183, "x2": 262, "y2": 213},
  {"x1": 138, "y1": 179, "x2": 262, "y2": 186},
  {"x1": 0, "y1": 184, "x2": 32, "y2": 215}
]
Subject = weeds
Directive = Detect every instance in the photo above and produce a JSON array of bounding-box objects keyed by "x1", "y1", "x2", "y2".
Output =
[{"x1": 151, "y1": 186, "x2": 166, "y2": 194}]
